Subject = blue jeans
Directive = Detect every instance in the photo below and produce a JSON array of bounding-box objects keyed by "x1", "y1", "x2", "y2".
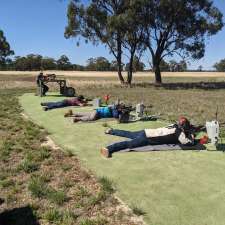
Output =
[
  {"x1": 106, "y1": 129, "x2": 151, "y2": 153},
  {"x1": 43, "y1": 100, "x2": 68, "y2": 110}
]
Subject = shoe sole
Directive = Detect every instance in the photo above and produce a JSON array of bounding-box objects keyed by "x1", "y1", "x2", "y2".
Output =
[
  {"x1": 101, "y1": 148, "x2": 110, "y2": 158},
  {"x1": 105, "y1": 128, "x2": 112, "y2": 134}
]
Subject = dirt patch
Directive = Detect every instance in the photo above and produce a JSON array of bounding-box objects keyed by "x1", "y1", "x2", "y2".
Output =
[
  {"x1": 41, "y1": 136, "x2": 61, "y2": 151},
  {"x1": 20, "y1": 112, "x2": 29, "y2": 120},
  {"x1": 115, "y1": 196, "x2": 147, "y2": 225}
]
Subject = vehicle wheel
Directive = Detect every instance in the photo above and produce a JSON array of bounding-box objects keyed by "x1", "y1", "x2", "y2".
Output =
[{"x1": 66, "y1": 87, "x2": 76, "y2": 97}]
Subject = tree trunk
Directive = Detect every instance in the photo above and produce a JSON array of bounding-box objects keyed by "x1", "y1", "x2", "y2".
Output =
[
  {"x1": 118, "y1": 71, "x2": 124, "y2": 84},
  {"x1": 154, "y1": 64, "x2": 162, "y2": 83},
  {"x1": 117, "y1": 59, "x2": 125, "y2": 84},
  {"x1": 127, "y1": 54, "x2": 134, "y2": 85},
  {"x1": 117, "y1": 37, "x2": 125, "y2": 84},
  {"x1": 127, "y1": 70, "x2": 133, "y2": 86},
  {"x1": 152, "y1": 55, "x2": 162, "y2": 84}
]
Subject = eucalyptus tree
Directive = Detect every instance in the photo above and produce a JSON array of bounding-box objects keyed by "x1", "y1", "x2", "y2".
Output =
[
  {"x1": 0, "y1": 29, "x2": 14, "y2": 66},
  {"x1": 57, "y1": 55, "x2": 72, "y2": 70},
  {"x1": 65, "y1": 0, "x2": 128, "y2": 83},
  {"x1": 125, "y1": 55, "x2": 145, "y2": 72},
  {"x1": 136, "y1": 0, "x2": 223, "y2": 83},
  {"x1": 119, "y1": 2, "x2": 146, "y2": 84},
  {"x1": 214, "y1": 59, "x2": 225, "y2": 72},
  {"x1": 86, "y1": 57, "x2": 111, "y2": 71}
]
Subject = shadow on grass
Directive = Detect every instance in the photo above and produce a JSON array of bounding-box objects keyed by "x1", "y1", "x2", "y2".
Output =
[
  {"x1": 0, "y1": 206, "x2": 39, "y2": 225},
  {"x1": 216, "y1": 144, "x2": 225, "y2": 152},
  {"x1": 41, "y1": 94, "x2": 63, "y2": 97},
  {"x1": 135, "y1": 82, "x2": 225, "y2": 90}
]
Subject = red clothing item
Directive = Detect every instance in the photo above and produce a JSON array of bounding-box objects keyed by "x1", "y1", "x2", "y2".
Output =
[{"x1": 65, "y1": 98, "x2": 82, "y2": 106}]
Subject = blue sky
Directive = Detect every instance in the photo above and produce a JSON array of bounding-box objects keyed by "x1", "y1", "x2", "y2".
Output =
[{"x1": 0, "y1": 0, "x2": 225, "y2": 70}]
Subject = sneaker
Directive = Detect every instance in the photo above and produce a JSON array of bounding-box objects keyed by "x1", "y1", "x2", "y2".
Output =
[
  {"x1": 43, "y1": 107, "x2": 48, "y2": 111},
  {"x1": 100, "y1": 148, "x2": 111, "y2": 158},
  {"x1": 73, "y1": 118, "x2": 80, "y2": 123},
  {"x1": 105, "y1": 128, "x2": 113, "y2": 134},
  {"x1": 64, "y1": 109, "x2": 73, "y2": 117}
]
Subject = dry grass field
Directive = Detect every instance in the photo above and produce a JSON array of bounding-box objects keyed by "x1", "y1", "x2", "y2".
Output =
[
  {"x1": 1, "y1": 70, "x2": 225, "y2": 77},
  {"x1": 1, "y1": 71, "x2": 225, "y2": 225},
  {"x1": 1, "y1": 71, "x2": 225, "y2": 126},
  {"x1": 1, "y1": 70, "x2": 225, "y2": 89}
]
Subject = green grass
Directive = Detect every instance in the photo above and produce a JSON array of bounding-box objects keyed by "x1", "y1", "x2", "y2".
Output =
[
  {"x1": 131, "y1": 205, "x2": 146, "y2": 216},
  {"x1": 47, "y1": 189, "x2": 68, "y2": 205},
  {"x1": 0, "y1": 140, "x2": 14, "y2": 161},
  {"x1": 0, "y1": 179, "x2": 15, "y2": 189},
  {"x1": 28, "y1": 175, "x2": 68, "y2": 205},
  {"x1": 79, "y1": 217, "x2": 107, "y2": 225},
  {"x1": 98, "y1": 177, "x2": 115, "y2": 194},
  {"x1": 28, "y1": 176, "x2": 49, "y2": 198},
  {"x1": 0, "y1": 88, "x2": 140, "y2": 225},
  {"x1": 44, "y1": 208, "x2": 63, "y2": 223},
  {"x1": 18, "y1": 159, "x2": 39, "y2": 173},
  {"x1": 38, "y1": 147, "x2": 51, "y2": 161},
  {"x1": 20, "y1": 92, "x2": 225, "y2": 225}
]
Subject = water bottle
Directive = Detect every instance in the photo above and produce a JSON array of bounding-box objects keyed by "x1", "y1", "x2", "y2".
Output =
[
  {"x1": 136, "y1": 103, "x2": 145, "y2": 118},
  {"x1": 206, "y1": 121, "x2": 219, "y2": 145},
  {"x1": 93, "y1": 98, "x2": 101, "y2": 108}
]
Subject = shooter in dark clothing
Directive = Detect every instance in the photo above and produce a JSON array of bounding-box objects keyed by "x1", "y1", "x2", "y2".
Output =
[
  {"x1": 41, "y1": 95, "x2": 89, "y2": 111},
  {"x1": 36, "y1": 72, "x2": 49, "y2": 96},
  {"x1": 101, "y1": 117, "x2": 195, "y2": 158}
]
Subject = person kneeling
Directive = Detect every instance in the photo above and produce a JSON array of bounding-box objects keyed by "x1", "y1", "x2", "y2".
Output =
[{"x1": 101, "y1": 117, "x2": 195, "y2": 158}]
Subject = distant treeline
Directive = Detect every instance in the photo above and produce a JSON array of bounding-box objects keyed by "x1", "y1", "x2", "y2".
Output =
[
  {"x1": 0, "y1": 53, "x2": 189, "y2": 72},
  {"x1": 1, "y1": 53, "x2": 224, "y2": 72},
  {"x1": 0, "y1": 54, "x2": 84, "y2": 71},
  {"x1": 0, "y1": 54, "x2": 146, "y2": 72}
]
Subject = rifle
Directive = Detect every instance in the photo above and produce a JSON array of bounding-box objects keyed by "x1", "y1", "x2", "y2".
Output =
[
  {"x1": 191, "y1": 122, "x2": 225, "y2": 133},
  {"x1": 190, "y1": 125, "x2": 206, "y2": 133}
]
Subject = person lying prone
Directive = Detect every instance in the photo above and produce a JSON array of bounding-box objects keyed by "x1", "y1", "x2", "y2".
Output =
[
  {"x1": 64, "y1": 104, "x2": 125, "y2": 122},
  {"x1": 101, "y1": 117, "x2": 195, "y2": 158},
  {"x1": 41, "y1": 95, "x2": 90, "y2": 111}
]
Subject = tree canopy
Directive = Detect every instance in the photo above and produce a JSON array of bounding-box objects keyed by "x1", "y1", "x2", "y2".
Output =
[
  {"x1": 125, "y1": 55, "x2": 145, "y2": 72},
  {"x1": 65, "y1": 0, "x2": 127, "y2": 83},
  {"x1": 158, "y1": 59, "x2": 187, "y2": 72},
  {"x1": 57, "y1": 55, "x2": 72, "y2": 70},
  {"x1": 65, "y1": 0, "x2": 223, "y2": 84},
  {"x1": 86, "y1": 57, "x2": 111, "y2": 71},
  {"x1": 214, "y1": 59, "x2": 225, "y2": 72},
  {"x1": 135, "y1": 0, "x2": 223, "y2": 82},
  {"x1": 0, "y1": 29, "x2": 14, "y2": 65}
]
